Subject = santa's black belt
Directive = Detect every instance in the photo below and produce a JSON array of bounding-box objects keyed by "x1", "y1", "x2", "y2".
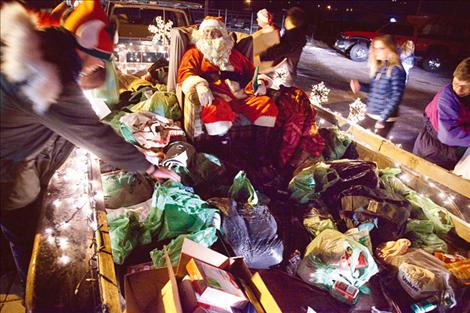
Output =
[{"x1": 201, "y1": 71, "x2": 248, "y2": 85}]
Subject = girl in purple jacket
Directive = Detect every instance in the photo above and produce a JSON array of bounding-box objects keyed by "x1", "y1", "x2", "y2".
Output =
[{"x1": 413, "y1": 57, "x2": 470, "y2": 170}]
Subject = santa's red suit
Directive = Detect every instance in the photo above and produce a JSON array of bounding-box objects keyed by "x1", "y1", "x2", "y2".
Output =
[{"x1": 178, "y1": 40, "x2": 278, "y2": 136}]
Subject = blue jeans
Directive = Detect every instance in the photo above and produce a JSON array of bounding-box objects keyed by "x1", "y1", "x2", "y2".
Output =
[{"x1": 0, "y1": 195, "x2": 41, "y2": 283}]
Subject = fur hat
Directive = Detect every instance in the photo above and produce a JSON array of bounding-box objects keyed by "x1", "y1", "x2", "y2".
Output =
[
  {"x1": 257, "y1": 9, "x2": 272, "y2": 25},
  {"x1": 63, "y1": 0, "x2": 114, "y2": 60},
  {"x1": 198, "y1": 16, "x2": 226, "y2": 32}
]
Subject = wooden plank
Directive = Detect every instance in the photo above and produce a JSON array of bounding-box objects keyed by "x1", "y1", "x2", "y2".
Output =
[
  {"x1": 314, "y1": 105, "x2": 470, "y2": 200},
  {"x1": 90, "y1": 157, "x2": 122, "y2": 313}
]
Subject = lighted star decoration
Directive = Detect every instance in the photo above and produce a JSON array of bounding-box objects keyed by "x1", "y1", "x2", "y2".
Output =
[
  {"x1": 347, "y1": 98, "x2": 367, "y2": 123},
  {"x1": 148, "y1": 16, "x2": 173, "y2": 47},
  {"x1": 310, "y1": 81, "x2": 330, "y2": 106}
]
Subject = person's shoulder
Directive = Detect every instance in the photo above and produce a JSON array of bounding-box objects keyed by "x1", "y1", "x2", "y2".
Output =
[
  {"x1": 437, "y1": 84, "x2": 459, "y2": 106},
  {"x1": 391, "y1": 65, "x2": 406, "y2": 75}
]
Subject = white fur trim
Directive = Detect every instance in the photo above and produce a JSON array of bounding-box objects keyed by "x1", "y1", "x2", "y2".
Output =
[
  {"x1": 258, "y1": 74, "x2": 273, "y2": 88},
  {"x1": 76, "y1": 20, "x2": 106, "y2": 49},
  {"x1": 200, "y1": 19, "x2": 224, "y2": 31},
  {"x1": 1, "y1": 3, "x2": 61, "y2": 113},
  {"x1": 204, "y1": 121, "x2": 232, "y2": 136},
  {"x1": 181, "y1": 75, "x2": 208, "y2": 94},
  {"x1": 254, "y1": 116, "x2": 276, "y2": 127}
]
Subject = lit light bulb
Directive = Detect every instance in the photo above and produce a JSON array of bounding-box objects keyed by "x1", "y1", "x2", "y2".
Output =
[
  {"x1": 45, "y1": 228, "x2": 53, "y2": 234},
  {"x1": 58, "y1": 237, "x2": 69, "y2": 249},
  {"x1": 58, "y1": 255, "x2": 71, "y2": 265},
  {"x1": 47, "y1": 236, "x2": 55, "y2": 244}
]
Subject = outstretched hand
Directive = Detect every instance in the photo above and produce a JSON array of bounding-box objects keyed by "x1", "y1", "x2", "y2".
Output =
[
  {"x1": 350, "y1": 79, "x2": 361, "y2": 94},
  {"x1": 254, "y1": 80, "x2": 267, "y2": 96},
  {"x1": 146, "y1": 165, "x2": 181, "y2": 182}
]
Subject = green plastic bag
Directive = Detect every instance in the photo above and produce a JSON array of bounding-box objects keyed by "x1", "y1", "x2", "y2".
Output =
[
  {"x1": 142, "y1": 181, "x2": 217, "y2": 242},
  {"x1": 406, "y1": 219, "x2": 448, "y2": 253},
  {"x1": 288, "y1": 162, "x2": 340, "y2": 204},
  {"x1": 319, "y1": 126, "x2": 353, "y2": 161},
  {"x1": 129, "y1": 90, "x2": 181, "y2": 121},
  {"x1": 150, "y1": 227, "x2": 217, "y2": 268},
  {"x1": 228, "y1": 171, "x2": 258, "y2": 207},
  {"x1": 380, "y1": 168, "x2": 453, "y2": 234},
  {"x1": 108, "y1": 211, "x2": 142, "y2": 265},
  {"x1": 102, "y1": 171, "x2": 154, "y2": 209},
  {"x1": 90, "y1": 60, "x2": 120, "y2": 109}
]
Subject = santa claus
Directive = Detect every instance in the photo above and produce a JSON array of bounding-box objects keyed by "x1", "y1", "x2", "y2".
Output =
[{"x1": 177, "y1": 16, "x2": 278, "y2": 136}]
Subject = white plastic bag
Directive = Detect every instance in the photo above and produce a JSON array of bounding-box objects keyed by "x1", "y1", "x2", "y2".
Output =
[{"x1": 296, "y1": 229, "x2": 378, "y2": 291}]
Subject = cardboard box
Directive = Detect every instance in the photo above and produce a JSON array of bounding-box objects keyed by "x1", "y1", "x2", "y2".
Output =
[
  {"x1": 124, "y1": 239, "x2": 282, "y2": 313},
  {"x1": 179, "y1": 275, "x2": 242, "y2": 313},
  {"x1": 186, "y1": 258, "x2": 248, "y2": 310}
]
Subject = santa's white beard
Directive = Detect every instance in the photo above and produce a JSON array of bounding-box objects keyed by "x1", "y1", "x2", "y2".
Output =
[{"x1": 196, "y1": 36, "x2": 234, "y2": 70}]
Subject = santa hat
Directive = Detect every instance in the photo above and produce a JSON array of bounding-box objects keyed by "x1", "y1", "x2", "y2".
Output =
[
  {"x1": 199, "y1": 16, "x2": 226, "y2": 32},
  {"x1": 63, "y1": 0, "x2": 114, "y2": 60},
  {"x1": 257, "y1": 9, "x2": 273, "y2": 24}
]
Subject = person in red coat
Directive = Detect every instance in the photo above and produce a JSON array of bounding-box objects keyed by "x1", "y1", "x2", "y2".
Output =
[{"x1": 177, "y1": 16, "x2": 278, "y2": 136}]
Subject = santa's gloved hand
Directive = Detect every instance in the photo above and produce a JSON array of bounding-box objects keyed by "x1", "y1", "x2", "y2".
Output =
[
  {"x1": 254, "y1": 80, "x2": 267, "y2": 96},
  {"x1": 196, "y1": 84, "x2": 214, "y2": 107}
]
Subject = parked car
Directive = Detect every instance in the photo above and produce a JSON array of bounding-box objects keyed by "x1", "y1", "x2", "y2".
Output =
[{"x1": 334, "y1": 16, "x2": 470, "y2": 72}]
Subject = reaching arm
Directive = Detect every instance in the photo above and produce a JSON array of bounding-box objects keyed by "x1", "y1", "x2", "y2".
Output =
[{"x1": 36, "y1": 82, "x2": 151, "y2": 172}]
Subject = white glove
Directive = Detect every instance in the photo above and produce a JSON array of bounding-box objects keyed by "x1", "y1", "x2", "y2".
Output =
[
  {"x1": 196, "y1": 84, "x2": 214, "y2": 107},
  {"x1": 254, "y1": 80, "x2": 267, "y2": 96}
]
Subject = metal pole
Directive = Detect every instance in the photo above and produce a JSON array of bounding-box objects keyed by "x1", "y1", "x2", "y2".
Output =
[
  {"x1": 218, "y1": 9, "x2": 221, "y2": 17},
  {"x1": 250, "y1": 11, "x2": 254, "y2": 34},
  {"x1": 204, "y1": 0, "x2": 209, "y2": 16},
  {"x1": 225, "y1": 8, "x2": 228, "y2": 24}
]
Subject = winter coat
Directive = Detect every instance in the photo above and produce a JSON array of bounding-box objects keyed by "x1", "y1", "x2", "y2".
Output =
[
  {"x1": 1, "y1": 7, "x2": 150, "y2": 210},
  {"x1": 360, "y1": 65, "x2": 406, "y2": 122},
  {"x1": 413, "y1": 84, "x2": 470, "y2": 169},
  {"x1": 260, "y1": 26, "x2": 307, "y2": 84}
]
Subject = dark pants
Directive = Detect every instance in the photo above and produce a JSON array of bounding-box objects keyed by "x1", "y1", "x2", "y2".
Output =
[
  {"x1": 413, "y1": 117, "x2": 464, "y2": 170},
  {"x1": 358, "y1": 115, "x2": 395, "y2": 138},
  {"x1": 0, "y1": 196, "x2": 42, "y2": 283}
]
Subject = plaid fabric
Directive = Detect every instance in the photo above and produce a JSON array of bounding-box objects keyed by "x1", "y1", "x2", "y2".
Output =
[{"x1": 274, "y1": 86, "x2": 325, "y2": 167}]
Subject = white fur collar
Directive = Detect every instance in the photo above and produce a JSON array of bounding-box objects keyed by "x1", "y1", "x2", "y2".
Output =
[{"x1": 1, "y1": 2, "x2": 62, "y2": 113}]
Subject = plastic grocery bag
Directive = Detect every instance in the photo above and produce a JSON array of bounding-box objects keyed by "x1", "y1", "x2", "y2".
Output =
[
  {"x1": 101, "y1": 170, "x2": 154, "y2": 209},
  {"x1": 380, "y1": 168, "x2": 453, "y2": 234},
  {"x1": 319, "y1": 126, "x2": 353, "y2": 161},
  {"x1": 119, "y1": 112, "x2": 185, "y2": 150},
  {"x1": 389, "y1": 249, "x2": 457, "y2": 303},
  {"x1": 222, "y1": 171, "x2": 284, "y2": 269},
  {"x1": 90, "y1": 60, "x2": 120, "y2": 109},
  {"x1": 289, "y1": 160, "x2": 379, "y2": 205},
  {"x1": 228, "y1": 171, "x2": 259, "y2": 208},
  {"x1": 297, "y1": 229, "x2": 378, "y2": 291},
  {"x1": 130, "y1": 90, "x2": 181, "y2": 121},
  {"x1": 141, "y1": 181, "x2": 218, "y2": 242},
  {"x1": 162, "y1": 141, "x2": 226, "y2": 192},
  {"x1": 303, "y1": 204, "x2": 337, "y2": 238},
  {"x1": 405, "y1": 219, "x2": 448, "y2": 253},
  {"x1": 150, "y1": 227, "x2": 217, "y2": 268},
  {"x1": 108, "y1": 211, "x2": 142, "y2": 265}
]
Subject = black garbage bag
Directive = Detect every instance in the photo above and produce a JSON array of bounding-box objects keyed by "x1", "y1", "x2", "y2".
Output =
[
  {"x1": 339, "y1": 185, "x2": 411, "y2": 245},
  {"x1": 222, "y1": 171, "x2": 284, "y2": 268},
  {"x1": 321, "y1": 160, "x2": 379, "y2": 209}
]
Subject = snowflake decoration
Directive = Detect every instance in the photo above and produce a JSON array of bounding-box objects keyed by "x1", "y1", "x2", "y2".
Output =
[
  {"x1": 271, "y1": 65, "x2": 289, "y2": 90},
  {"x1": 347, "y1": 98, "x2": 367, "y2": 123},
  {"x1": 310, "y1": 81, "x2": 330, "y2": 106},
  {"x1": 148, "y1": 16, "x2": 173, "y2": 46}
]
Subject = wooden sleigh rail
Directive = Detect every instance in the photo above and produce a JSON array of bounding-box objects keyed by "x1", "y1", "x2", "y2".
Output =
[{"x1": 313, "y1": 104, "x2": 470, "y2": 242}]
